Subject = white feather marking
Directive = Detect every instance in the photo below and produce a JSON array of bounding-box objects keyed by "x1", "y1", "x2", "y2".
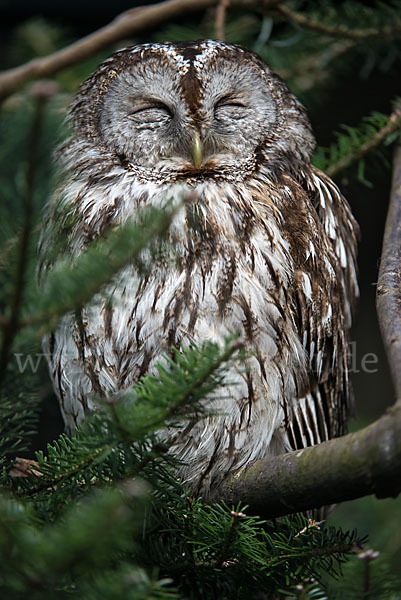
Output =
[
  {"x1": 312, "y1": 173, "x2": 326, "y2": 208},
  {"x1": 336, "y1": 237, "x2": 347, "y2": 268},
  {"x1": 309, "y1": 340, "x2": 315, "y2": 364},
  {"x1": 322, "y1": 303, "x2": 332, "y2": 327},
  {"x1": 305, "y1": 394, "x2": 320, "y2": 444},
  {"x1": 306, "y1": 241, "x2": 316, "y2": 261},
  {"x1": 316, "y1": 350, "x2": 323, "y2": 378},
  {"x1": 302, "y1": 273, "x2": 313, "y2": 301}
]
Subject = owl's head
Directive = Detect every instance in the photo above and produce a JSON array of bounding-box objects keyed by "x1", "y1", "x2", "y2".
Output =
[{"x1": 71, "y1": 40, "x2": 315, "y2": 177}]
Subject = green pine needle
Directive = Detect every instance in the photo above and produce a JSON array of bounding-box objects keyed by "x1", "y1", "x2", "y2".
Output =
[{"x1": 313, "y1": 105, "x2": 401, "y2": 182}]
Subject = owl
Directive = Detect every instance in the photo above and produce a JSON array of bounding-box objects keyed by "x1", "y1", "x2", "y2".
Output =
[{"x1": 39, "y1": 40, "x2": 358, "y2": 497}]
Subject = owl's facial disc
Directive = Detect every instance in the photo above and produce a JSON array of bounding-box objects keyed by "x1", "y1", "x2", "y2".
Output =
[
  {"x1": 77, "y1": 42, "x2": 315, "y2": 177},
  {"x1": 98, "y1": 47, "x2": 280, "y2": 174}
]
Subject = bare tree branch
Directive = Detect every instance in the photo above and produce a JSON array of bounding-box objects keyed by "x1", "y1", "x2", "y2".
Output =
[
  {"x1": 2, "y1": 0, "x2": 399, "y2": 104},
  {"x1": 215, "y1": 0, "x2": 230, "y2": 41},
  {"x1": 377, "y1": 145, "x2": 401, "y2": 398},
  {"x1": 212, "y1": 146, "x2": 401, "y2": 516},
  {"x1": 277, "y1": 39, "x2": 354, "y2": 88},
  {"x1": 0, "y1": 0, "x2": 218, "y2": 102},
  {"x1": 211, "y1": 404, "x2": 401, "y2": 517}
]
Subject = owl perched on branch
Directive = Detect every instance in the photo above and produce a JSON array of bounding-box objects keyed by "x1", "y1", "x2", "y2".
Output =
[{"x1": 40, "y1": 40, "x2": 358, "y2": 496}]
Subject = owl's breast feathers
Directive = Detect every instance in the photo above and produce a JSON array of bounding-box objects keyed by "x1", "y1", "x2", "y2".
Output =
[{"x1": 42, "y1": 163, "x2": 358, "y2": 495}]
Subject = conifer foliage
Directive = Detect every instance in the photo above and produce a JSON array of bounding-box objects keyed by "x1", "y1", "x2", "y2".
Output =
[
  {"x1": 0, "y1": 336, "x2": 364, "y2": 599},
  {"x1": 1, "y1": 1, "x2": 401, "y2": 598}
]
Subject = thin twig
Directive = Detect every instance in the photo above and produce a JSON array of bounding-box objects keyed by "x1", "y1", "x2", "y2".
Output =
[
  {"x1": 327, "y1": 106, "x2": 401, "y2": 178},
  {"x1": 215, "y1": 0, "x2": 230, "y2": 41},
  {"x1": 275, "y1": 3, "x2": 401, "y2": 40}
]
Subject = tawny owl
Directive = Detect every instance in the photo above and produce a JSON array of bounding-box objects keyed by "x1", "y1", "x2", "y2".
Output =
[{"x1": 39, "y1": 40, "x2": 358, "y2": 496}]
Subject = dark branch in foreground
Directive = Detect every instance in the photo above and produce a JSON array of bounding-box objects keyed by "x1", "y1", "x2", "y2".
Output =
[{"x1": 212, "y1": 146, "x2": 401, "y2": 517}]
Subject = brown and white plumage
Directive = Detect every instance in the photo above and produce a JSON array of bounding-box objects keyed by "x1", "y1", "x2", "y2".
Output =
[{"x1": 40, "y1": 41, "x2": 358, "y2": 495}]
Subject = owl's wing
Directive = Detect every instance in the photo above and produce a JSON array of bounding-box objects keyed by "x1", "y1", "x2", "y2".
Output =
[{"x1": 286, "y1": 167, "x2": 359, "y2": 451}]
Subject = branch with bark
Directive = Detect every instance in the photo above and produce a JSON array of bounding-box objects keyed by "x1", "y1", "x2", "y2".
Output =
[
  {"x1": 215, "y1": 0, "x2": 230, "y2": 40},
  {"x1": 0, "y1": 0, "x2": 218, "y2": 102},
  {"x1": 212, "y1": 147, "x2": 401, "y2": 517},
  {"x1": 2, "y1": 0, "x2": 401, "y2": 103},
  {"x1": 0, "y1": 0, "x2": 281, "y2": 103},
  {"x1": 211, "y1": 403, "x2": 401, "y2": 517},
  {"x1": 377, "y1": 145, "x2": 401, "y2": 398}
]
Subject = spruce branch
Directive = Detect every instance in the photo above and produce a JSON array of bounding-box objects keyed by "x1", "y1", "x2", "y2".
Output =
[
  {"x1": 326, "y1": 105, "x2": 401, "y2": 178},
  {"x1": 0, "y1": 485, "x2": 361, "y2": 599},
  {"x1": 275, "y1": 3, "x2": 401, "y2": 40},
  {"x1": 25, "y1": 202, "x2": 179, "y2": 335},
  {"x1": 19, "y1": 431, "x2": 116, "y2": 498},
  {"x1": 149, "y1": 500, "x2": 361, "y2": 596},
  {"x1": 14, "y1": 338, "x2": 242, "y2": 503},
  {"x1": 312, "y1": 105, "x2": 401, "y2": 180},
  {"x1": 0, "y1": 482, "x2": 164, "y2": 598},
  {"x1": 217, "y1": 509, "x2": 246, "y2": 566},
  {"x1": 106, "y1": 336, "x2": 243, "y2": 439},
  {"x1": 15, "y1": 418, "x2": 162, "y2": 501}
]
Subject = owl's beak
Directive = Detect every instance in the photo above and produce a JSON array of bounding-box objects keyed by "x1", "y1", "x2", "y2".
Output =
[{"x1": 191, "y1": 130, "x2": 203, "y2": 169}]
